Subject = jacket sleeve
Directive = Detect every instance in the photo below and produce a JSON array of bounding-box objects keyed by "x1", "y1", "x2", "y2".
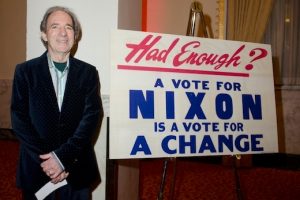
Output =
[
  {"x1": 11, "y1": 64, "x2": 46, "y2": 163},
  {"x1": 53, "y1": 68, "x2": 104, "y2": 171}
]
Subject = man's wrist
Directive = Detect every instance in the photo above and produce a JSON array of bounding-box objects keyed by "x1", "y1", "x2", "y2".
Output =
[{"x1": 51, "y1": 151, "x2": 65, "y2": 171}]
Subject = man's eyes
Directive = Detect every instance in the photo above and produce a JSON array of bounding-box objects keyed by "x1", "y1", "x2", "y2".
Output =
[
  {"x1": 50, "y1": 25, "x2": 74, "y2": 30},
  {"x1": 65, "y1": 25, "x2": 74, "y2": 30},
  {"x1": 50, "y1": 25, "x2": 59, "y2": 29}
]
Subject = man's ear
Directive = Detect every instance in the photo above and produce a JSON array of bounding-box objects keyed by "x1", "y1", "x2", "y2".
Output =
[{"x1": 41, "y1": 32, "x2": 48, "y2": 42}]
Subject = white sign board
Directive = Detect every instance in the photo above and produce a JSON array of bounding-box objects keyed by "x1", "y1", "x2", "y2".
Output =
[{"x1": 109, "y1": 29, "x2": 278, "y2": 159}]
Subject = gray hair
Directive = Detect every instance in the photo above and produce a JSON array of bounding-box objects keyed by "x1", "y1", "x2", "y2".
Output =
[{"x1": 40, "y1": 6, "x2": 81, "y2": 46}]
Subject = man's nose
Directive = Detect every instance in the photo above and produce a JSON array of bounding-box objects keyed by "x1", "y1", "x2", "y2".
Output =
[{"x1": 59, "y1": 27, "x2": 67, "y2": 36}]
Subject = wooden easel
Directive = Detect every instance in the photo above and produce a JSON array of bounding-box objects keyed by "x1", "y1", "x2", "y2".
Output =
[
  {"x1": 157, "y1": 2, "x2": 243, "y2": 200},
  {"x1": 157, "y1": 2, "x2": 209, "y2": 200}
]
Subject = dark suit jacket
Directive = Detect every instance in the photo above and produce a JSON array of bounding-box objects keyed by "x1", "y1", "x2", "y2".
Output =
[{"x1": 11, "y1": 52, "x2": 104, "y2": 192}]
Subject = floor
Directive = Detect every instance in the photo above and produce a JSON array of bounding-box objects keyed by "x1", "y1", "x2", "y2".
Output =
[{"x1": 1, "y1": 129, "x2": 300, "y2": 200}]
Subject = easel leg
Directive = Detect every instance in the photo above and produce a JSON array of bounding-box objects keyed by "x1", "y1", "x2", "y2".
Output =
[
  {"x1": 157, "y1": 158, "x2": 177, "y2": 200},
  {"x1": 157, "y1": 159, "x2": 169, "y2": 200},
  {"x1": 233, "y1": 155, "x2": 243, "y2": 200}
]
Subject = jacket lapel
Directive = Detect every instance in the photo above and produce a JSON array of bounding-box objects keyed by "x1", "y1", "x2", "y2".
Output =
[
  {"x1": 60, "y1": 57, "x2": 77, "y2": 113},
  {"x1": 39, "y1": 53, "x2": 60, "y2": 114}
]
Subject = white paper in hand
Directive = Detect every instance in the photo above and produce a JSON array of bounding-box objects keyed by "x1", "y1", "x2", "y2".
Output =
[{"x1": 35, "y1": 180, "x2": 67, "y2": 200}]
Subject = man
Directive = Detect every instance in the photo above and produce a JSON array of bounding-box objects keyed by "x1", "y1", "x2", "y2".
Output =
[{"x1": 11, "y1": 6, "x2": 103, "y2": 199}]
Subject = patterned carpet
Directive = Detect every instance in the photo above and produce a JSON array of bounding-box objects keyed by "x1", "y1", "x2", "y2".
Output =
[
  {"x1": 140, "y1": 158, "x2": 237, "y2": 200},
  {"x1": 139, "y1": 158, "x2": 300, "y2": 200},
  {"x1": 1, "y1": 136, "x2": 300, "y2": 200},
  {"x1": 0, "y1": 139, "x2": 22, "y2": 200}
]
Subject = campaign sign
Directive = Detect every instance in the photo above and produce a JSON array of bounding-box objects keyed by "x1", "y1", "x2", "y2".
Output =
[{"x1": 109, "y1": 29, "x2": 278, "y2": 159}]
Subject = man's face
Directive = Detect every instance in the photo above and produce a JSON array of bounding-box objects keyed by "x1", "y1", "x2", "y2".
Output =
[{"x1": 42, "y1": 10, "x2": 75, "y2": 56}]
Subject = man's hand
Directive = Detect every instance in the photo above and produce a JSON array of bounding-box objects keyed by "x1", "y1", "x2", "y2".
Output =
[
  {"x1": 51, "y1": 171, "x2": 69, "y2": 184},
  {"x1": 40, "y1": 153, "x2": 68, "y2": 183}
]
